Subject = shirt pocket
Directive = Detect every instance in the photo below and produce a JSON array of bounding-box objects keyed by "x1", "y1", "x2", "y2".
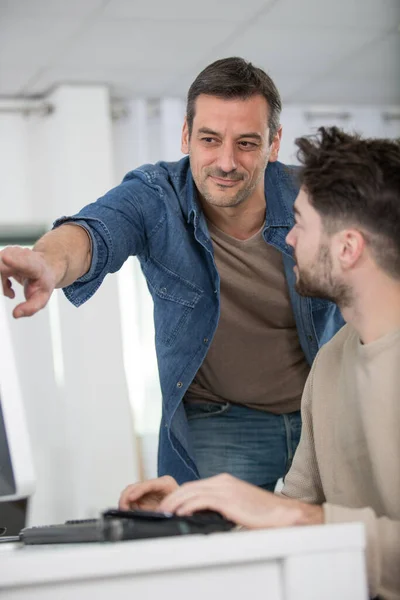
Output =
[{"x1": 143, "y1": 257, "x2": 203, "y2": 347}]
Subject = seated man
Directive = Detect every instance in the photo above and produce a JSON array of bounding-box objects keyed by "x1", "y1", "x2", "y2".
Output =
[{"x1": 120, "y1": 127, "x2": 400, "y2": 600}]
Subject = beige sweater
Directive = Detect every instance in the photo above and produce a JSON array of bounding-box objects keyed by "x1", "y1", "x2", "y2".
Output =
[{"x1": 282, "y1": 324, "x2": 400, "y2": 600}]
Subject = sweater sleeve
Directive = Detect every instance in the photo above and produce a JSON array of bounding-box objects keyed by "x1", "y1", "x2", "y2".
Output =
[
  {"x1": 281, "y1": 357, "x2": 326, "y2": 504},
  {"x1": 282, "y1": 351, "x2": 400, "y2": 599},
  {"x1": 324, "y1": 504, "x2": 400, "y2": 599}
]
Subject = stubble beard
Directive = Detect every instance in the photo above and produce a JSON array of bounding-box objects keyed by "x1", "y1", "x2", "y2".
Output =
[
  {"x1": 193, "y1": 157, "x2": 267, "y2": 209},
  {"x1": 295, "y1": 244, "x2": 353, "y2": 308},
  {"x1": 198, "y1": 176, "x2": 257, "y2": 208}
]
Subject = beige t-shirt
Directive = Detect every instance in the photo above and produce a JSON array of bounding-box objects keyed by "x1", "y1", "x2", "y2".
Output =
[
  {"x1": 282, "y1": 324, "x2": 400, "y2": 600},
  {"x1": 185, "y1": 222, "x2": 310, "y2": 414}
]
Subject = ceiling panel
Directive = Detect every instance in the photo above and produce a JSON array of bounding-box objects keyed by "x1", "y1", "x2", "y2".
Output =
[
  {"x1": 217, "y1": 27, "x2": 376, "y2": 77},
  {"x1": 293, "y1": 76, "x2": 400, "y2": 104},
  {"x1": 289, "y1": 31, "x2": 400, "y2": 103},
  {"x1": 271, "y1": 75, "x2": 314, "y2": 102},
  {"x1": 161, "y1": 69, "x2": 202, "y2": 97},
  {"x1": 0, "y1": 0, "x2": 105, "y2": 18},
  {"x1": 328, "y1": 32, "x2": 400, "y2": 79},
  {"x1": 0, "y1": 67, "x2": 38, "y2": 95},
  {"x1": 102, "y1": 0, "x2": 273, "y2": 22},
  {"x1": 257, "y1": 0, "x2": 400, "y2": 30},
  {"x1": 0, "y1": 0, "x2": 398, "y2": 105},
  {"x1": 57, "y1": 20, "x2": 238, "y2": 70},
  {"x1": 26, "y1": 66, "x2": 178, "y2": 97},
  {"x1": 0, "y1": 17, "x2": 85, "y2": 68}
]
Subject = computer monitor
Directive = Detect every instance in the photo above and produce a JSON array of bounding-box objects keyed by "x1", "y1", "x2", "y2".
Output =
[{"x1": 0, "y1": 294, "x2": 35, "y2": 531}]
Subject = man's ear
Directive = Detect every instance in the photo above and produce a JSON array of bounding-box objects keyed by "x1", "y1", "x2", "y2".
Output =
[
  {"x1": 337, "y1": 229, "x2": 366, "y2": 271},
  {"x1": 181, "y1": 117, "x2": 189, "y2": 155},
  {"x1": 269, "y1": 125, "x2": 282, "y2": 163}
]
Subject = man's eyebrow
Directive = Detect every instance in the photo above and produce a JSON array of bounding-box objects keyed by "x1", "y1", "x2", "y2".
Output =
[
  {"x1": 198, "y1": 127, "x2": 220, "y2": 136},
  {"x1": 197, "y1": 127, "x2": 263, "y2": 142},
  {"x1": 237, "y1": 132, "x2": 263, "y2": 142}
]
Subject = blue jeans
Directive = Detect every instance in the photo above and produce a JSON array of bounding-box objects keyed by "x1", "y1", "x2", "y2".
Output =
[{"x1": 185, "y1": 402, "x2": 302, "y2": 491}]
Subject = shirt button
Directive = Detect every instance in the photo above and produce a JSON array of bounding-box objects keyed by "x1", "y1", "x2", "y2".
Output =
[
  {"x1": 307, "y1": 335, "x2": 313, "y2": 342},
  {"x1": 203, "y1": 338, "x2": 209, "y2": 344},
  {"x1": 161, "y1": 287, "x2": 167, "y2": 294},
  {"x1": 177, "y1": 381, "x2": 183, "y2": 388}
]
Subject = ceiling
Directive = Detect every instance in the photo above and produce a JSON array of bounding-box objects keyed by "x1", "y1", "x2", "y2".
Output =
[{"x1": 0, "y1": 0, "x2": 399, "y2": 104}]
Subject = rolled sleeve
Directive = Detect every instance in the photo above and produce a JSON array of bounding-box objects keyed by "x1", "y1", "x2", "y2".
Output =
[
  {"x1": 51, "y1": 173, "x2": 163, "y2": 307},
  {"x1": 52, "y1": 215, "x2": 114, "y2": 307}
]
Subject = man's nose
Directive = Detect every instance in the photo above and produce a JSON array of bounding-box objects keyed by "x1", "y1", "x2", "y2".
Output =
[
  {"x1": 216, "y1": 143, "x2": 237, "y2": 174},
  {"x1": 286, "y1": 228, "x2": 295, "y2": 247}
]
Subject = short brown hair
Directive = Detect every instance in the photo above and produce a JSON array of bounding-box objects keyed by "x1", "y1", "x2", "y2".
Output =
[
  {"x1": 296, "y1": 126, "x2": 400, "y2": 278},
  {"x1": 186, "y1": 57, "x2": 282, "y2": 144}
]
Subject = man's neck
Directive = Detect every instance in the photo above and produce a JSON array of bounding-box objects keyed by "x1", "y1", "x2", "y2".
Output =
[
  {"x1": 342, "y1": 271, "x2": 400, "y2": 345},
  {"x1": 200, "y1": 190, "x2": 266, "y2": 241}
]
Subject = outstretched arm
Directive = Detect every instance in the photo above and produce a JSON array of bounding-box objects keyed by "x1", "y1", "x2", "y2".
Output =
[{"x1": 0, "y1": 223, "x2": 91, "y2": 318}]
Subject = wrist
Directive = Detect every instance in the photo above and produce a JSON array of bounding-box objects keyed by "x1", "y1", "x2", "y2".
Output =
[
  {"x1": 294, "y1": 502, "x2": 324, "y2": 526},
  {"x1": 32, "y1": 246, "x2": 67, "y2": 288},
  {"x1": 33, "y1": 224, "x2": 92, "y2": 288}
]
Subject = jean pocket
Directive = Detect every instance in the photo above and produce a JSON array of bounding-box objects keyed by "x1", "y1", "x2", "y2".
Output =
[{"x1": 184, "y1": 401, "x2": 230, "y2": 421}]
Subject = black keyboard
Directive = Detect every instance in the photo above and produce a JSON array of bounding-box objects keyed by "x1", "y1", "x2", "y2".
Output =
[
  {"x1": 21, "y1": 519, "x2": 104, "y2": 544},
  {"x1": 20, "y1": 509, "x2": 235, "y2": 545}
]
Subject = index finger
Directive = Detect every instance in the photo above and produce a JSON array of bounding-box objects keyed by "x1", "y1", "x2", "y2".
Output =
[
  {"x1": 119, "y1": 479, "x2": 160, "y2": 509},
  {"x1": 0, "y1": 248, "x2": 43, "y2": 280},
  {"x1": 159, "y1": 481, "x2": 212, "y2": 513}
]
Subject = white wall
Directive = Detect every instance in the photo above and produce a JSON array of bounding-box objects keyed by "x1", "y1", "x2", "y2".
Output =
[
  {"x1": 0, "y1": 87, "x2": 140, "y2": 525},
  {"x1": 0, "y1": 112, "x2": 36, "y2": 225},
  {"x1": 112, "y1": 98, "x2": 186, "y2": 444},
  {"x1": 279, "y1": 105, "x2": 400, "y2": 164}
]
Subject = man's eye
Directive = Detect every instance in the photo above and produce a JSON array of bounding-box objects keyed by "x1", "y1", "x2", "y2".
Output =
[
  {"x1": 239, "y1": 141, "x2": 257, "y2": 149},
  {"x1": 202, "y1": 137, "x2": 215, "y2": 143}
]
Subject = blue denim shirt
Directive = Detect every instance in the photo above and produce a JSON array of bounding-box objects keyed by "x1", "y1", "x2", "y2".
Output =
[{"x1": 54, "y1": 157, "x2": 344, "y2": 484}]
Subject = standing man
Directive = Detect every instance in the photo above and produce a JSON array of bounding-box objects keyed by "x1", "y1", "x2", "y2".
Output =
[{"x1": 0, "y1": 58, "x2": 343, "y2": 487}]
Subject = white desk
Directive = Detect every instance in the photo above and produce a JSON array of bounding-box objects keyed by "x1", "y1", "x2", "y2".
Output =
[{"x1": 0, "y1": 523, "x2": 368, "y2": 600}]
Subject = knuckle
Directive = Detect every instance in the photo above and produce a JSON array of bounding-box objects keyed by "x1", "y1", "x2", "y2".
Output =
[
  {"x1": 162, "y1": 475, "x2": 175, "y2": 485},
  {"x1": 1, "y1": 248, "x2": 11, "y2": 261},
  {"x1": 125, "y1": 483, "x2": 137, "y2": 493}
]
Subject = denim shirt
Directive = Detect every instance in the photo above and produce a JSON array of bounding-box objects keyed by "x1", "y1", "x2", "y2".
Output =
[{"x1": 54, "y1": 157, "x2": 344, "y2": 484}]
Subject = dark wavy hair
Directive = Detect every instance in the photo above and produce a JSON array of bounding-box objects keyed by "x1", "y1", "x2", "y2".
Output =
[
  {"x1": 295, "y1": 126, "x2": 400, "y2": 278},
  {"x1": 186, "y1": 57, "x2": 282, "y2": 144}
]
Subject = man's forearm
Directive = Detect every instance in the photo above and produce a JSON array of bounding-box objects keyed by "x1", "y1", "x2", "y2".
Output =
[
  {"x1": 292, "y1": 500, "x2": 324, "y2": 526},
  {"x1": 33, "y1": 224, "x2": 92, "y2": 289}
]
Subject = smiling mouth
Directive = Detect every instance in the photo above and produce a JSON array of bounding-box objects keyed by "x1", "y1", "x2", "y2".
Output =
[{"x1": 209, "y1": 176, "x2": 242, "y2": 187}]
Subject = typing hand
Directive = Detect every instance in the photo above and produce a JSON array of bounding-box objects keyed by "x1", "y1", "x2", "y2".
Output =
[
  {"x1": 159, "y1": 473, "x2": 323, "y2": 529},
  {"x1": 119, "y1": 476, "x2": 179, "y2": 511}
]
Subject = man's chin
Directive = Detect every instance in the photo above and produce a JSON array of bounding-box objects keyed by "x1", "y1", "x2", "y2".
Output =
[
  {"x1": 202, "y1": 190, "x2": 245, "y2": 208},
  {"x1": 295, "y1": 280, "x2": 335, "y2": 303},
  {"x1": 295, "y1": 277, "x2": 323, "y2": 299},
  {"x1": 295, "y1": 283, "x2": 317, "y2": 297}
]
